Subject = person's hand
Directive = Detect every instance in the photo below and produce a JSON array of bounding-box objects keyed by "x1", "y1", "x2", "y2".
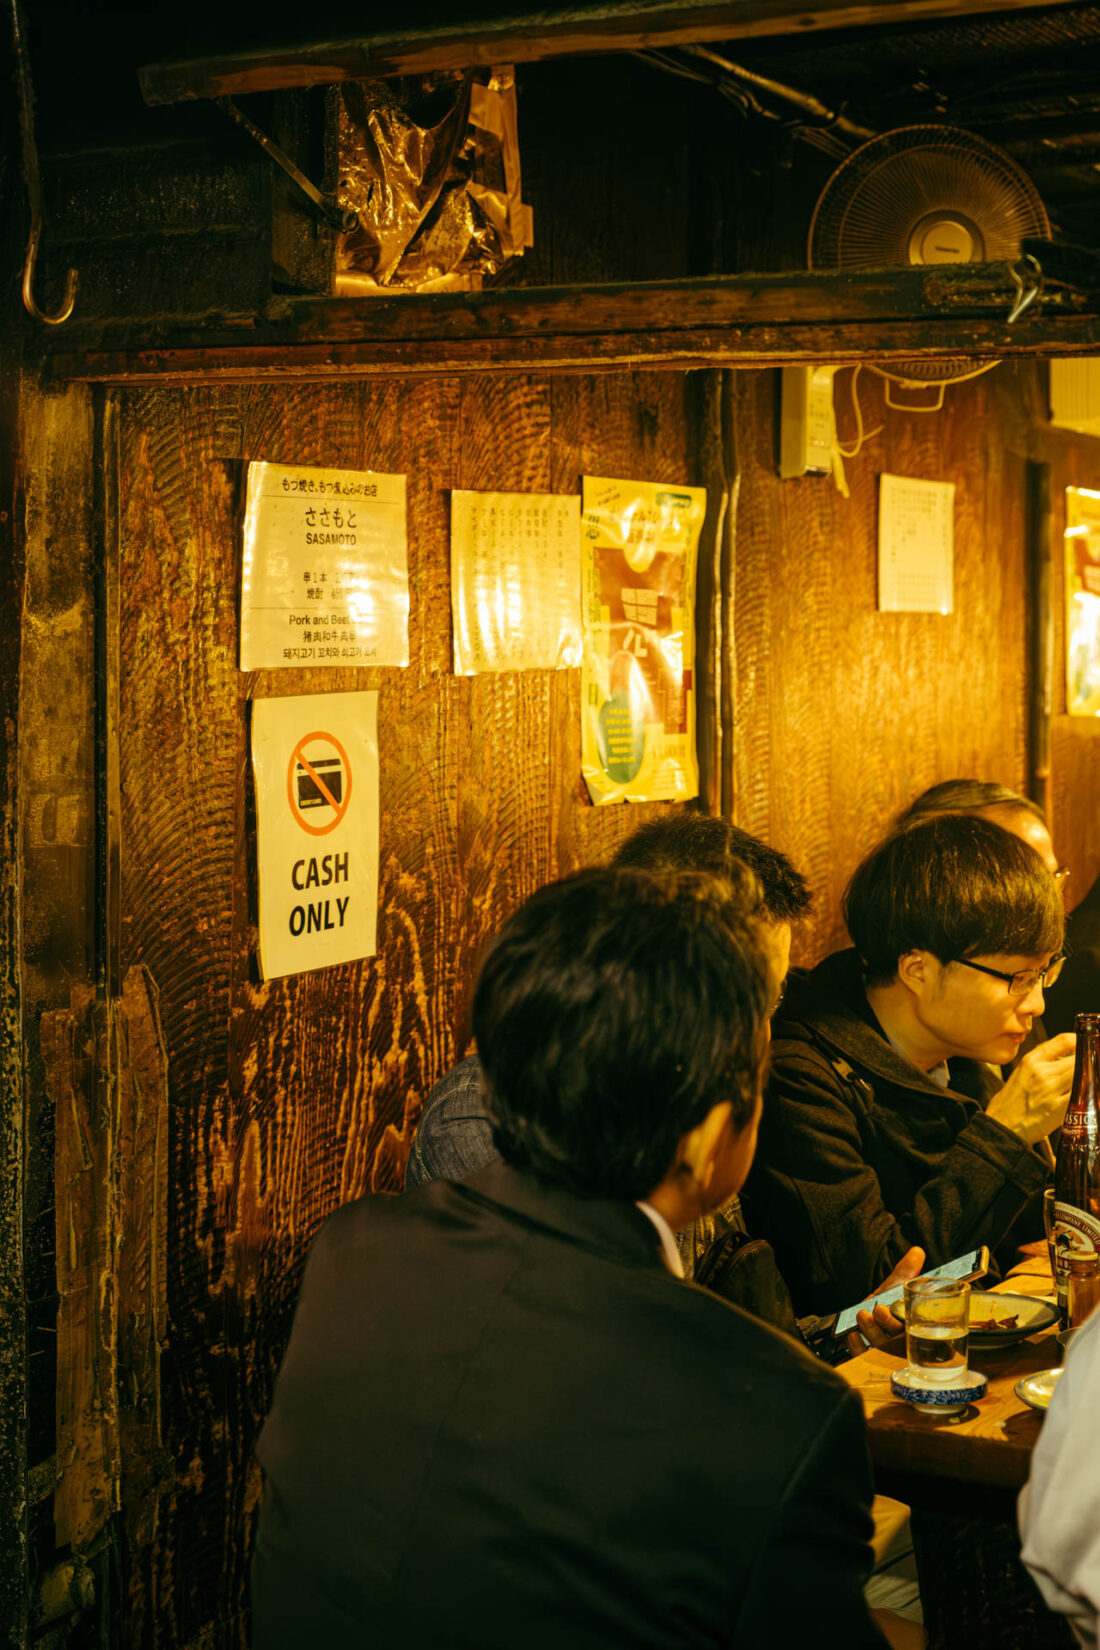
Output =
[
  {"x1": 985, "y1": 1033, "x2": 1077, "y2": 1146},
  {"x1": 845, "y1": 1246, "x2": 925, "y2": 1358}
]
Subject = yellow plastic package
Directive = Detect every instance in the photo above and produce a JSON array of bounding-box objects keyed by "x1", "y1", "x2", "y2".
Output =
[{"x1": 581, "y1": 475, "x2": 706, "y2": 805}]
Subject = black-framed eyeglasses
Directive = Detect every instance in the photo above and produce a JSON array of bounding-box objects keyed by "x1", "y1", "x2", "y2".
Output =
[{"x1": 953, "y1": 954, "x2": 1065, "y2": 996}]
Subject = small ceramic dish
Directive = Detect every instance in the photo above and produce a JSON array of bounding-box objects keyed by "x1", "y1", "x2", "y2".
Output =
[
  {"x1": 890, "y1": 1366, "x2": 988, "y2": 1414},
  {"x1": 1015, "y1": 1367, "x2": 1063, "y2": 1412}
]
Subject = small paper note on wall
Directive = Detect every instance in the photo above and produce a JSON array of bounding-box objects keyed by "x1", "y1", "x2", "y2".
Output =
[
  {"x1": 450, "y1": 490, "x2": 581, "y2": 674},
  {"x1": 878, "y1": 473, "x2": 955, "y2": 614},
  {"x1": 251, "y1": 691, "x2": 379, "y2": 980}
]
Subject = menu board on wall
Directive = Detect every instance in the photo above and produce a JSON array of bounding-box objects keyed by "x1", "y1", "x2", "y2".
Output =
[
  {"x1": 450, "y1": 490, "x2": 582, "y2": 674},
  {"x1": 240, "y1": 460, "x2": 409, "y2": 671},
  {"x1": 1065, "y1": 485, "x2": 1100, "y2": 717},
  {"x1": 580, "y1": 475, "x2": 705, "y2": 806}
]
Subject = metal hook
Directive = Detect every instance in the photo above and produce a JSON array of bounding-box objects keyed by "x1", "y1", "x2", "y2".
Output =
[
  {"x1": 1007, "y1": 252, "x2": 1043, "y2": 326},
  {"x1": 11, "y1": 0, "x2": 78, "y2": 326},
  {"x1": 21, "y1": 215, "x2": 77, "y2": 326}
]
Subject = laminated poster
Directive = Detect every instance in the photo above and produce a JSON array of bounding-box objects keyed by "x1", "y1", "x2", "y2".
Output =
[
  {"x1": 240, "y1": 460, "x2": 408, "y2": 671},
  {"x1": 251, "y1": 690, "x2": 379, "y2": 981},
  {"x1": 1065, "y1": 486, "x2": 1100, "y2": 717},
  {"x1": 450, "y1": 490, "x2": 582, "y2": 674},
  {"x1": 581, "y1": 475, "x2": 705, "y2": 806}
]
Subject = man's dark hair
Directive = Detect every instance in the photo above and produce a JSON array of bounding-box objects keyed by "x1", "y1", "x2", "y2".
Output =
[
  {"x1": 844, "y1": 814, "x2": 1065, "y2": 987},
  {"x1": 895, "y1": 778, "x2": 1048, "y2": 831},
  {"x1": 472, "y1": 866, "x2": 771, "y2": 1201},
  {"x1": 612, "y1": 813, "x2": 812, "y2": 924}
]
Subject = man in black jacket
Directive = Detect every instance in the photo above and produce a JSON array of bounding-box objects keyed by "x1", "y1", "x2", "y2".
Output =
[
  {"x1": 253, "y1": 865, "x2": 885, "y2": 1648},
  {"x1": 745, "y1": 813, "x2": 1074, "y2": 1318}
]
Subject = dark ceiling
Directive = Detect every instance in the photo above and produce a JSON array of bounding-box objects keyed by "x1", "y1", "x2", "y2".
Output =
[{"x1": 653, "y1": 2, "x2": 1100, "y2": 244}]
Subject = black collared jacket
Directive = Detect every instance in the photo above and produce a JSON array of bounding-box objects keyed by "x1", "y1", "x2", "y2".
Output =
[
  {"x1": 744, "y1": 948, "x2": 1048, "y2": 1318},
  {"x1": 253, "y1": 1160, "x2": 885, "y2": 1648}
]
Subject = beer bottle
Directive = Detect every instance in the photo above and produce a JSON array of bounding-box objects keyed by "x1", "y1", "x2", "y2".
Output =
[{"x1": 1053, "y1": 1012, "x2": 1100, "y2": 1329}]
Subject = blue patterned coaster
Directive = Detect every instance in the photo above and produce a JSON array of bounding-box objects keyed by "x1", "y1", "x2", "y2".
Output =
[{"x1": 890, "y1": 1366, "x2": 988, "y2": 1407}]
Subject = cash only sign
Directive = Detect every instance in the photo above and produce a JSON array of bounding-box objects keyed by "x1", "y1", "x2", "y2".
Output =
[{"x1": 251, "y1": 692, "x2": 380, "y2": 981}]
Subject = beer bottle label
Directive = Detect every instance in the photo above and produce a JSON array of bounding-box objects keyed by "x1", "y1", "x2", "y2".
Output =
[{"x1": 1054, "y1": 1201, "x2": 1100, "y2": 1262}]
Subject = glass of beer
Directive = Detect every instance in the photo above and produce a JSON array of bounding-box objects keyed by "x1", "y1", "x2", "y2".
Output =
[
  {"x1": 904, "y1": 1276, "x2": 970, "y2": 1386},
  {"x1": 1067, "y1": 1252, "x2": 1100, "y2": 1330}
]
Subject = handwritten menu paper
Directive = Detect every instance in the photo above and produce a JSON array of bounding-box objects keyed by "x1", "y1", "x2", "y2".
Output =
[
  {"x1": 878, "y1": 473, "x2": 955, "y2": 614},
  {"x1": 240, "y1": 460, "x2": 409, "y2": 671},
  {"x1": 450, "y1": 490, "x2": 582, "y2": 675}
]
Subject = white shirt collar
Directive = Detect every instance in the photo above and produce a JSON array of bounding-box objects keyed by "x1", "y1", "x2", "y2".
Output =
[
  {"x1": 635, "y1": 1202, "x2": 685, "y2": 1277},
  {"x1": 884, "y1": 1028, "x2": 950, "y2": 1088}
]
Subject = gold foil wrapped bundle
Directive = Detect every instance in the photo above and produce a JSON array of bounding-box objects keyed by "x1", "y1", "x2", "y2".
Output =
[{"x1": 334, "y1": 68, "x2": 533, "y2": 295}]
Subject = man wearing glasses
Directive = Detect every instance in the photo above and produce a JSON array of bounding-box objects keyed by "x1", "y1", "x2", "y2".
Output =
[{"x1": 743, "y1": 813, "x2": 1074, "y2": 1317}]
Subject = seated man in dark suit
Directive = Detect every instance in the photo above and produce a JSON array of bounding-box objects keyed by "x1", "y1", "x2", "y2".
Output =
[
  {"x1": 252, "y1": 865, "x2": 886, "y2": 1648},
  {"x1": 404, "y1": 812, "x2": 812, "y2": 1247}
]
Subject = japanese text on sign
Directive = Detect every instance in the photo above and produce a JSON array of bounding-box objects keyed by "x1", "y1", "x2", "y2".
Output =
[
  {"x1": 240, "y1": 460, "x2": 409, "y2": 670},
  {"x1": 450, "y1": 490, "x2": 581, "y2": 674}
]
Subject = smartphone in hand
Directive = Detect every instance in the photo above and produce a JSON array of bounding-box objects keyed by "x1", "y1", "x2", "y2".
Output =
[{"x1": 833, "y1": 1246, "x2": 989, "y2": 1338}]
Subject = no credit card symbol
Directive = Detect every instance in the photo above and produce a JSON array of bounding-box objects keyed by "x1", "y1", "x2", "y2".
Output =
[{"x1": 287, "y1": 731, "x2": 352, "y2": 836}]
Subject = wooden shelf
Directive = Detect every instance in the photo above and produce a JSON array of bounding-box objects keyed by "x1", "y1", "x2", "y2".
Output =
[
  {"x1": 139, "y1": 0, "x2": 1085, "y2": 104},
  {"x1": 44, "y1": 264, "x2": 1100, "y2": 385}
]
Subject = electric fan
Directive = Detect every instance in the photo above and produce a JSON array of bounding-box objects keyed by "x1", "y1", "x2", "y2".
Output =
[{"x1": 808, "y1": 126, "x2": 1050, "y2": 397}]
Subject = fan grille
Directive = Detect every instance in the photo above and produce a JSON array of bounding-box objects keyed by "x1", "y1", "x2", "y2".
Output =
[{"x1": 809, "y1": 126, "x2": 1049, "y2": 383}]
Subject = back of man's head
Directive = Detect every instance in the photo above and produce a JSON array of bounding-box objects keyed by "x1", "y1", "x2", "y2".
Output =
[
  {"x1": 472, "y1": 865, "x2": 771, "y2": 1201},
  {"x1": 612, "y1": 813, "x2": 811, "y2": 924},
  {"x1": 845, "y1": 814, "x2": 1064, "y2": 987},
  {"x1": 895, "y1": 778, "x2": 1046, "y2": 832}
]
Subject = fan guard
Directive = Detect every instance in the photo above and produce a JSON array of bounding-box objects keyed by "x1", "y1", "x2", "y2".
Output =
[{"x1": 809, "y1": 126, "x2": 1049, "y2": 385}]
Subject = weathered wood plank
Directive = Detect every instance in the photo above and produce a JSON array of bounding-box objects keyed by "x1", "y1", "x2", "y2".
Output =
[
  {"x1": 44, "y1": 990, "x2": 119, "y2": 1552},
  {"x1": 45, "y1": 267, "x2": 1100, "y2": 387},
  {"x1": 115, "y1": 387, "x2": 241, "y2": 1647},
  {"x1": 138, "y1": 0, "x2": 1086, "y2": 104},
  {"x1": 115, "y1": 967, "x2": 171, "y2": 1558},
  {"x1": 730, "y1": 371, "x2": 774, "y2": 846}
]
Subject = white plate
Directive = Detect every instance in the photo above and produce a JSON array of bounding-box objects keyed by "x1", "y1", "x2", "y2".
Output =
[
  {"x1": 896, "y1": 1291, "x2": 1058, "y2": 1346},
  {"x1": 1015, "y1": 1367, "x2": 1063, "y2": 1412}
]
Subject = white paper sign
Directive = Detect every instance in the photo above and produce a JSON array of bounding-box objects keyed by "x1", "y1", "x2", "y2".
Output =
[
  {"x1": 240, "y1": 460, "x2": 409, "y2": 670},
  {"x1": 878, "y1": 473, "x2": 955, "y2": 614},
  {"x1": 450, "y1": 490, "x2": 582, "y2": 674},
  {"x1": 251, "y1": 691, "x2": 379, "y2": 980}
]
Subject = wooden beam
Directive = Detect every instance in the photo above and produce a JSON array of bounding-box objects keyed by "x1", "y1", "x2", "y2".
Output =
[
  {"x1": 139, "y1": 0, "x2": 1083, "y2": 105},
  {"x1": 43, "y1": 265, "x2": 1100, "y2": 385}
]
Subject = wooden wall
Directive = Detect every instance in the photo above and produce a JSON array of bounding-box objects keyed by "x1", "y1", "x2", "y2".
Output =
[
  {"x1": 1035, "y1": 399, "x2": 1100, "y2": 902},
  {"x1": 109, "y1": 372, "x2": 688, "y2": 1643},
  {"x1": 33, "y1": 354, "x2": 1100, "y2": 1646},
  {"x1": 733, "y1": 360, "x2": 1039, "y2": 964}
]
